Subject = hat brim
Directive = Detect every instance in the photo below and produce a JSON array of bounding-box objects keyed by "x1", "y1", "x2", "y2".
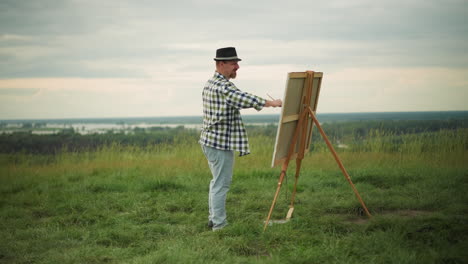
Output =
[{"x1": 214, "y1": 56, "x2": 242, "y2": 61}]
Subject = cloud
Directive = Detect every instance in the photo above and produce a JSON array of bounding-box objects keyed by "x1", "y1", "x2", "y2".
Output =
[
  {"x1": 320, "y1": 66, "x2": 468, "y2": 112},
  {"x1": 0, "y1": 88, "x2": 40, "y2": 96},
  {"x1": 0, "y1": 77, "x2": 182, "y2": 119},
  {"x1": 0, "y1": 0, "x2": 467, "y2": 118}
]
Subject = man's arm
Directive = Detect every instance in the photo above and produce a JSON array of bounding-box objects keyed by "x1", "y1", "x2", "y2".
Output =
[
  {"x1": 223, "y1": 84, "x2": 266, "y2": 111},
  {"x1": 223, "y1": 83, "x2": 282, "y2": 110},
  {"x1": 264, "y1": 99, "x2": 282, "y2": 108}
]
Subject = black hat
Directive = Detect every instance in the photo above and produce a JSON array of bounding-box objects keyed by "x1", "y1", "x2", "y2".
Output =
[{"x1": 214, "y1": 47, "x2": 242, "y2": 61}]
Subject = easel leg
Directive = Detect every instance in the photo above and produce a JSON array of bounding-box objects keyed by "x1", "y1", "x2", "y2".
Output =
[
  {"x1": 309, "y1": 109, "x2": 372, "y2": 217},
  {"x1": 263, "y1": 169, "x2": 287, "y2": 231},
  {"x1": 287, "y1": 158, "x2": 303, "y2": 219},
  {"x1": 264, "y1": 111, "x2": 309, "y2": 231}
]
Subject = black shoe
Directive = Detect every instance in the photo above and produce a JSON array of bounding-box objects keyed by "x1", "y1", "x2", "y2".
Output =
[{"x1": 208, "y1": 220, "x2": 213, "y2": 228}]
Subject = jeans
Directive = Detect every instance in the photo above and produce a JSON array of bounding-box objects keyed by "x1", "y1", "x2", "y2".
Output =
[{"x1": 201, "y1": 145, "x2": 234, "y2": 230}]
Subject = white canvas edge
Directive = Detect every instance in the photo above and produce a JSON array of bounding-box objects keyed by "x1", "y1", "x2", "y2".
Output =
[{"x1": 271, "y1": 74, "x2": 291, "y2": 168}]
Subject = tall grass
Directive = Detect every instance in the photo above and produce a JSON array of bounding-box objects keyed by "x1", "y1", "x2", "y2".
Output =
[
  {"x1": 0, "y1": 128, "x2": 467, "y2": 263},
  {"x1": 356, "y1": 128, "x2": 467, "y2": 154}
]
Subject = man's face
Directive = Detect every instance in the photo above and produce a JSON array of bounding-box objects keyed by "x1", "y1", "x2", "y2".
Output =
[{"x1": 221, "y1": 60, "x2": 240, "y2": 79}]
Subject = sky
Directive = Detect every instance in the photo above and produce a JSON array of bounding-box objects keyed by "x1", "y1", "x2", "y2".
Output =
[{"x1": 0, "y1": 0, "x2": 467, "y2": 119}]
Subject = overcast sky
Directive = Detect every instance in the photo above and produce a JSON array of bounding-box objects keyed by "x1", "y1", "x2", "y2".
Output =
[{"x1": 1, "y1": 0, "x2": 467, "y2": 119}]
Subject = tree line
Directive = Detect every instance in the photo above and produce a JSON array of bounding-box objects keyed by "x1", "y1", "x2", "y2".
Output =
[
  {"x1": 0, "y1": 119, "x2": 466, "y2": 154},
  {"x1": 0, "y1": 126, "x2": 198, "y2": 154}
]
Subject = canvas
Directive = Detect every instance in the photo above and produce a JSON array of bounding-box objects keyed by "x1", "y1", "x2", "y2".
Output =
[{"x1": 271, "y1": 71, "x2": 323, "y2": 167}]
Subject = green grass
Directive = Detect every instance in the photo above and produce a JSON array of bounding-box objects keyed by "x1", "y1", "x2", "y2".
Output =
[{"x1": 1, "y1": 131, "x2": 467, "y2": 263}]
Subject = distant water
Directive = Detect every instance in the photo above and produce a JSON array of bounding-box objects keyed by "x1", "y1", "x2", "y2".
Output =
[
  {"x1": 2, "y1": 111, "x2": 467, "y2": 135},
  {"x1": 1, "y1": 111, "x2": 467, "y2": 125}
]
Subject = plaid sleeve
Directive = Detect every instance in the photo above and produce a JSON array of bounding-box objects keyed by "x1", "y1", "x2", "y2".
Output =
[{"x1": 223, "y1": 83, "x2": 266, "y2": 111}]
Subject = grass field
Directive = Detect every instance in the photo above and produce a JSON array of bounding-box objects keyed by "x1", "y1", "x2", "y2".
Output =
[{"x1": 1, "y1": 128, "x2": 467, "y2": 263}]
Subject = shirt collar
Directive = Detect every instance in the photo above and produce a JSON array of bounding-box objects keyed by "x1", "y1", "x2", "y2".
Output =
[{"x1": 214, "y1": 71, "x2": 228, "y2": 81}]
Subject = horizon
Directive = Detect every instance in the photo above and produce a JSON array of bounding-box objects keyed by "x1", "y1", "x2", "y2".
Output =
[{"x1": 2, "y1": 110, "x2": 467, "y2": 123}]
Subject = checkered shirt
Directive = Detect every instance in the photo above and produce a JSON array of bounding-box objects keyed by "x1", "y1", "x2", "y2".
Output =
[{"x1": 199, "y1": 72, "x2": 266, "y2": 156}]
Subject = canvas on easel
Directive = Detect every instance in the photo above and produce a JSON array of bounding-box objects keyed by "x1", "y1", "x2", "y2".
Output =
[
  {"x1": 264, "y1": 70, "x2": 371, "y2": 231},
  {"x1": 271, "y1": 71, "x2": 322, "y2": 167}
]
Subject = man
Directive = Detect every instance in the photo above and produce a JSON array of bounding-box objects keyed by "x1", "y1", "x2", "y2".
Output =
[{"x1": 199, "y1": 47, "x2": 282, "y2": 231}]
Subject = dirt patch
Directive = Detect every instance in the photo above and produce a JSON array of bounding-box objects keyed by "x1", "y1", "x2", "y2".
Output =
[
  {"x1": 343, "y1": 210, "x2": 433, "y2": 225},
  {"x1": 381, "y1": 209, "x2": 433, "y2": 217},
  {"x1": 346, "y1": 217, "x2": 369, "y2": 225}
]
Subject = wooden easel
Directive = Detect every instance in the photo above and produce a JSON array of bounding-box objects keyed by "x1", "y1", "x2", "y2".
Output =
[{"x1": 263, "y1": 72, "x2": 372, "y2": 231}]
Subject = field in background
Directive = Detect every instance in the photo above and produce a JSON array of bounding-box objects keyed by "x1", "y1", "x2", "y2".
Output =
[{"x1": 0, "y1": 114, "x2": 467, "y2": 263}]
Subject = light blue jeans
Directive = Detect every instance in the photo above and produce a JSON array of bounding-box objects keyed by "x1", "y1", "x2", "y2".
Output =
[{"x1": 201, "y1": 145, "x2": 234, "y2": 230}]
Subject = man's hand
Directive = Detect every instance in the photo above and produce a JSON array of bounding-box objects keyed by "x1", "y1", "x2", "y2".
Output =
[{"x1": 265, "y1": 99, "x2": 282, "y2": 107}]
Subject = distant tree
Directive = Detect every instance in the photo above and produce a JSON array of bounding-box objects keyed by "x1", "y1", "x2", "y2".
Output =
[
  {"x1": 34, "y1": 122, "x2": 46, "y2": 128},
  {"x1": 59, "y1": 127, "x2": 75, "y2": 134},
  {"x1": 133, "y1": 127, "x2": 145, "y2": 133},
  {"x1": 22, "y1": 123, "x2": 33, "y2": 129}
]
